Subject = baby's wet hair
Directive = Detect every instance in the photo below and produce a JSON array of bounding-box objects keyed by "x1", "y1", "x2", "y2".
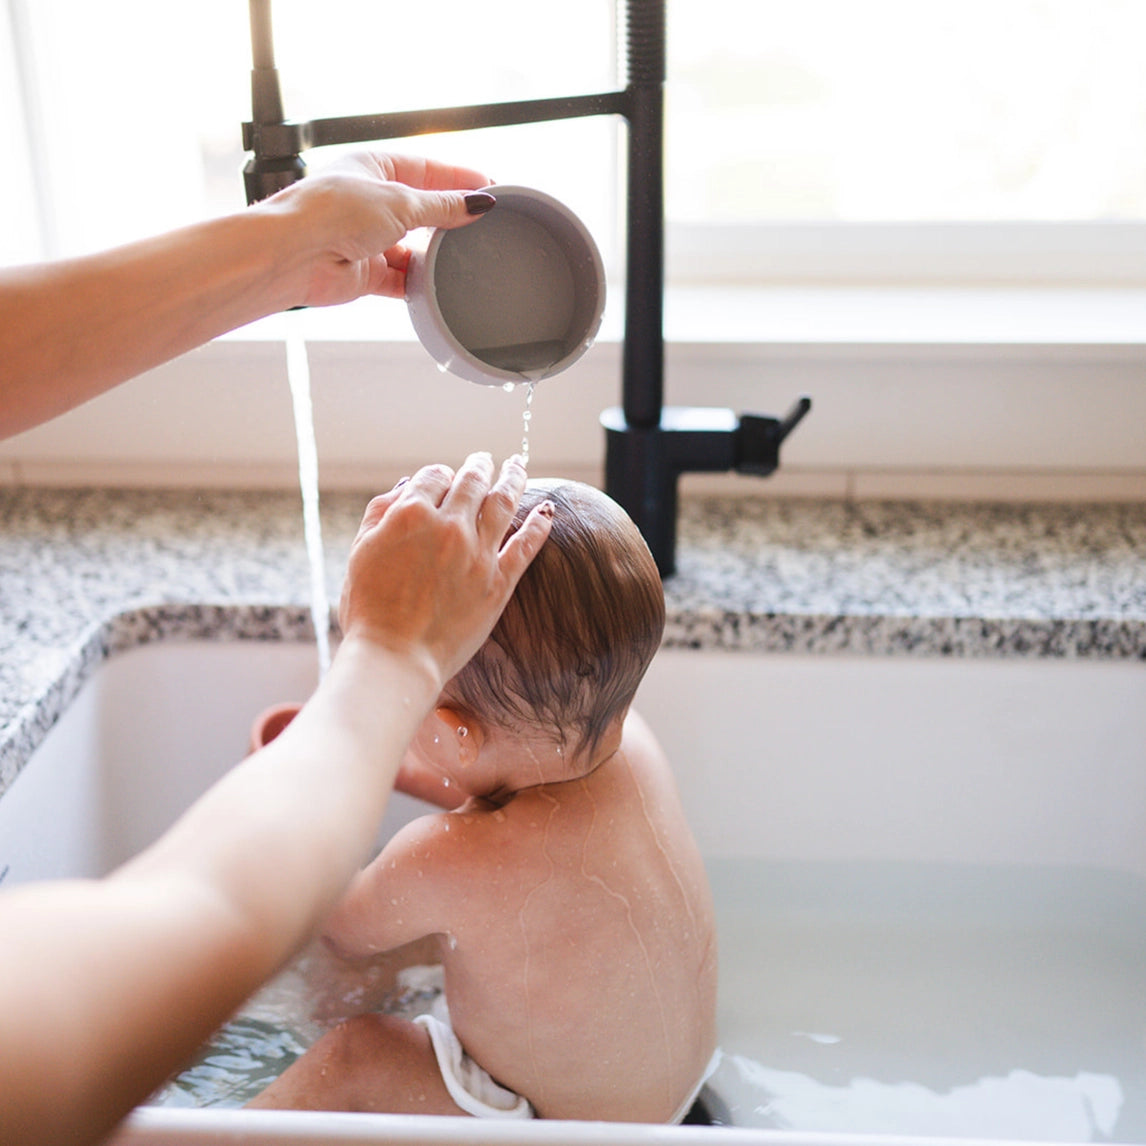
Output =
[{"x1": 447, "y1": 481, "x2": 665, "y2": 762}]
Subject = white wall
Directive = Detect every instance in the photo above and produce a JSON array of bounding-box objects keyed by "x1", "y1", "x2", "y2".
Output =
[{"x1": 3, "y1": 289, "x2": 1146, "y2": 500}]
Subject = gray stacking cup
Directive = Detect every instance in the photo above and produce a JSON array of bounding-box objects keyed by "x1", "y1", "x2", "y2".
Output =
[{"x1": 406, "y1": 185, "x2": 606, "y2": 386}]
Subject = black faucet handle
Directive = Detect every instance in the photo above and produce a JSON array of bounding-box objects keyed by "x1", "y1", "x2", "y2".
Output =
[
  {"x1": 776, "y1": 394, "x2": 812, "y2": 442},
  {"x1": 735, "y1": 395, "x2": 812, "y2": 476}
]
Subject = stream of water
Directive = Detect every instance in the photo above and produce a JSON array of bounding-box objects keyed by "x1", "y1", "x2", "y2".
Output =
[{"x1": 284, "y1": 314, "x2": 331, "y2": 679}]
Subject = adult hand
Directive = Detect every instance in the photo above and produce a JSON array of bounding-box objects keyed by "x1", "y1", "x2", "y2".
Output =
[
  {"x1": 0, "y1": 150, "x2": 496, "y2": 440},
  {"x1": 265, "y1": 152, "x2": 495, "y2": 308},
  {"x1": 339, "y1": 452, "x2": 553, "y2": 691}
]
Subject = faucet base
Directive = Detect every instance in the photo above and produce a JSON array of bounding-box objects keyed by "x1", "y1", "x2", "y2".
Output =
[
  {"x1": 602, "y1": 398, "x2": 811, "y2": 577},
  {"x1": 602, "y1": 406, "x2": 738, "y2": 578}
]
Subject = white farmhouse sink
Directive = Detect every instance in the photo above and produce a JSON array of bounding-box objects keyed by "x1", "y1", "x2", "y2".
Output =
[{"x1": 2, "y1": 638, "x2": 1144, "y2": 1146}]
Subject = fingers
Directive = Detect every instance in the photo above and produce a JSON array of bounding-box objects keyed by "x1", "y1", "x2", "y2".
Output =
[
  {"x1": 405, "y1": 188, "x2": 497, "y2": 234},
  {"x1": 474, "y1": 454, "x2": 527, "y2": 546},
  {"x1": 367, "y1": 247, "x2": 410, "y2": 300},
  {"x1": 355, "y1": 454, "x2": 544, "y2": 565},
  {"x1": 402, "y1": 462, "x2": 456, "y2": 509},
  {"x1": 372, "y1": 153, "x2": 496, "y2": 232},
  {"x1": 379, "y1": 154, "x2": 492, "y2": 193},
  {"x1": 499, "y1": 500, "x2": 555, "y2": 583},
  {"x1": 354, "y1": 486, "x2": 404, "y2": 540},
  {"x1": 441, "y1": 451, "x2": 497, "y2": 515},
  {"x1": 353, "y1": 465, "x2": 453, "y2": 541}
]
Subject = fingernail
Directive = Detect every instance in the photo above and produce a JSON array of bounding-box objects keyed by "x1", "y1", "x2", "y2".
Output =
[
  {"x1": 538, "y1": 500, "x2": 555, "y2": 518},
  {"x1": 465, "y1": 192, "x2": 497, "y2": 216}
]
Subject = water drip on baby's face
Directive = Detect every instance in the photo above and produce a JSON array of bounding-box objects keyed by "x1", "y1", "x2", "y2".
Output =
[{"x1": 457, "y1": 732, "x2": 479, "y2": 769}]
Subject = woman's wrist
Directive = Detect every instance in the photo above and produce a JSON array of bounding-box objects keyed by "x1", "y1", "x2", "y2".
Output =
[
  {"x1": 232, "y1": 193, "x2": 324, "y2": 315},
  {"x1": 332, "y1": 628, "x2": 445, "y2": 715},
  {"x1": 251, "y1": 174, "x2": 374, "y2": 311}
]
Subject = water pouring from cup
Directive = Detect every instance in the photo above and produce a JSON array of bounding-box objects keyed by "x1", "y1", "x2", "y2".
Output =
[{"x1": 405, "y1": 186, "x2": 606, "y2": 387}]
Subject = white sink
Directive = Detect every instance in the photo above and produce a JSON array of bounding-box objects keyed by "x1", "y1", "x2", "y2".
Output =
[{"x1": 3, "y1": 637, "x2": 1145, "y2": 1146}]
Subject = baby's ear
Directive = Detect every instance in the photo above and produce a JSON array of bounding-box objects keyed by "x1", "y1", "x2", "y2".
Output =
[{"x1": 433, "y1": 706, "x2": 484, "y2": 766}]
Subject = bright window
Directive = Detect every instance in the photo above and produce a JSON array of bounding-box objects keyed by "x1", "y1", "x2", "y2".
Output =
[
  {"x1": 2, "y1": 0, "x2": 616, "y2": 263},
  {"x1": 6, "y1": 0, "x2": 1146, "y2": 284},
  {"x1": 668, "y1": 0, "x2": 1146, "y2": 224}
]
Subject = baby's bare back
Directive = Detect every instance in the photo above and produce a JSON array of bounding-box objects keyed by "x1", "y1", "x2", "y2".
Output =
[{"x1": 436, "y1": 713, "x2": 717, "y2": 1122}]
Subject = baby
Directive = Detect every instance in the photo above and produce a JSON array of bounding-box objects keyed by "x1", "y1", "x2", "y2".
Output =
[{"x1": 250, "y1": 479, "x2": 718, "y2": 1123}]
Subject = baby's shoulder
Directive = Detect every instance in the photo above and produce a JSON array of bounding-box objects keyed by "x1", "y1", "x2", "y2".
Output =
[{"x1": 421, "y1": 797, "x2": 528, "y2": 857}]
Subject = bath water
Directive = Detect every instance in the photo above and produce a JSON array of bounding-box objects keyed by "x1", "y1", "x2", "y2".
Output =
[
  {"x1": 150, "y1": 959, "x2": 445, "y2": 1108},
  {"x1": 149, "y1": 858, "x2": 1146, "y2": 1140},
  {"x1": 707, "y1": 858, "x2": 1146, "y2": 1141},
  {"x1": 284, "y1": 314, "x2": 331, "y2": 678}
]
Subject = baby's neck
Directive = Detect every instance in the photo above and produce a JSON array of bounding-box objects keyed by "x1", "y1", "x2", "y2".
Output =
[{"x1": 467, "y1": 725, "x2": 621, "y2": 804}]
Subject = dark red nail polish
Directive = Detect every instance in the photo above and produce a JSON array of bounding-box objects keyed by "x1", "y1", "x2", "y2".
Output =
[{"x1": 465, "y1": 192, "x2": 497, "y2": 216}]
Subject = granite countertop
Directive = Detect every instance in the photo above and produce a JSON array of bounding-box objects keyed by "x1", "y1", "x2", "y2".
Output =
[{"x1": 2, "y1": 486, "x2": 1144, "y2": 791}]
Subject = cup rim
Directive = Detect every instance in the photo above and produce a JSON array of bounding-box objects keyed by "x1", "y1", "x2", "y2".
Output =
[{"x1": 406, "y1": 184, "x2": 606, "y2": 387}]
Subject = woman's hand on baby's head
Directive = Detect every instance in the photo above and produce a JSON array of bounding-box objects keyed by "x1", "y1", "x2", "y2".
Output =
[{"x1": 339, "y1": 453, "x2": 553, "y2": 690}]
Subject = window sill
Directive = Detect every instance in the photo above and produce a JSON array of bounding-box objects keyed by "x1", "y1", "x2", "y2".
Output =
[{"x1": 227, "y1": 282, "x2": 1146, "y2": 351}]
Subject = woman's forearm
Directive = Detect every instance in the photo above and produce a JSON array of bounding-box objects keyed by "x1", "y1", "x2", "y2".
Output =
[
  {"x1": 0, "y1": 636, "x2": 439, "y2": 1146},
  {"x1": 120, "y1": 634, "x2": 440, "y2": 962},
  {"x1": 0, "y1": 452, "x2": 549, "y2": 1146},
  {"x1": 0, "y1": 205, "x2": 305, "y2": 439},
  {"x1": 0, "y1": 153, "x2": 494, "y2": 443}
]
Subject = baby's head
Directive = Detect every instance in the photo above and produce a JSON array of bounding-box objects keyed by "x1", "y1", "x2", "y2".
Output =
[{"x1": 445, "y1": 479, "x2": 664, "y2": 766}]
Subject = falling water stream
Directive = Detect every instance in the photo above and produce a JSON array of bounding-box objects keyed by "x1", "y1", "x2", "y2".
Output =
[
  {"x1": 285, "y1": 321, "x2": 540, "y2": 682},
  {"x1": 502, "y1": 379, "x2": 536, "y2": 467},
  {"x1": 521, "y1": 380, "x2": 536, "y2": 466},
  {"x1": 284, "y1": 313, "x2": 331, "y2": 679}
]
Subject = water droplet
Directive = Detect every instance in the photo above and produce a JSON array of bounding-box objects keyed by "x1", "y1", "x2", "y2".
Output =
[
  {"x1": 436, "y1": 361, "x2": 449, "y2": 374},
  {"x1": 502, "y1": 381, "x2": 516, "y2": 393},
  {"x1": 457, "y1": 726, "x2": 468, "y2": 739},
  {"x1": 443, "y1": 777, "x2": 451, "y2": 787},
  {"x1": 448, "y1": 934, "x2": 459, "y2": 950},
  {"x1": 520, "y1": 379, "x2": 537, "y2": 466}
]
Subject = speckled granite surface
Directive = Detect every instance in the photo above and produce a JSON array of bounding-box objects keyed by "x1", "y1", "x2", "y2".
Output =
[{"x1": 2, "y1": 487, "x2": 1144, "y2": 792}]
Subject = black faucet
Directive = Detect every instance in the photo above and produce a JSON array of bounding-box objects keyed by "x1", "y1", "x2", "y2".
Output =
[{"x1": 242, "y1": 0, "x2": 810, "y2": 577}]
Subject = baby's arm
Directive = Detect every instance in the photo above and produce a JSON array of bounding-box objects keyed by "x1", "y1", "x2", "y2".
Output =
[{"x1": 321, "y1": 814, "x2": 459, "y2": 960}]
